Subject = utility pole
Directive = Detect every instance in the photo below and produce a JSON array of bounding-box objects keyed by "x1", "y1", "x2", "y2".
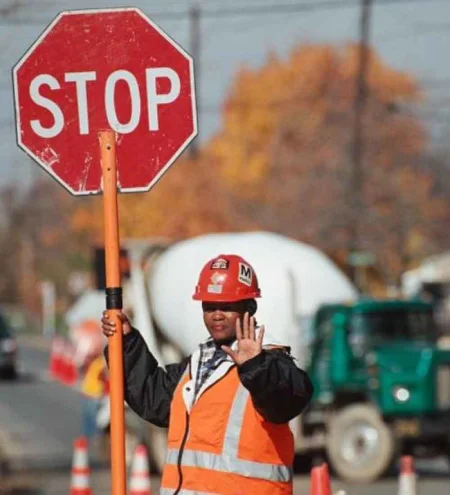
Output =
[
  {"x1": 189, "y1": 4, "x2": 201, "y2": 158},
  {"x1": 348, "y1": 0, "x2": 372, "y2": 290}
]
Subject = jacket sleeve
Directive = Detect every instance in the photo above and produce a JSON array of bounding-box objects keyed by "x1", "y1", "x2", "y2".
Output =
[
  {"x1": 104, "y1": 329, "x2": 189, "y2": 427},
  {"x1": 237, "y1": 349, "x2": 313, "y2": 424}
]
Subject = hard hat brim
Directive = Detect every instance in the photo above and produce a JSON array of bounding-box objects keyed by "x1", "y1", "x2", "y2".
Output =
[{"x1": 192, "y1": 291, "x2": 260, "y2": 302}]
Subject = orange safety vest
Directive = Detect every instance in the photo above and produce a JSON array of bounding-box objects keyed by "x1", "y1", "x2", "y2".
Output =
[{"x1": 160, "y1": 348, "x2": 294, "y2": 495}]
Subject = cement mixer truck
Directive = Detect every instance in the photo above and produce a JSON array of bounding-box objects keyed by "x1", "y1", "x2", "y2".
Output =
[{"x1": 69, "y1": 232, "x2": 450, "y2": 482}]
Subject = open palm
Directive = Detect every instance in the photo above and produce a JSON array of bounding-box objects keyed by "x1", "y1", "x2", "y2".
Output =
[{"x1": 222, "y1": 312, "x2": 265, "y2": 366}]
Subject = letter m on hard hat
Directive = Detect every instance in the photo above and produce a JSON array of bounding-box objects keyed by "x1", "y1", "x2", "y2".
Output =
[{"x1": 238, "y1": 263, "x2": 252, "y2": 287}]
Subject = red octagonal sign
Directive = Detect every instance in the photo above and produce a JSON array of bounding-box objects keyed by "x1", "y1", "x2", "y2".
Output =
[{"x1": 13, "y1": 8, "x2": 197, "y2": 195}]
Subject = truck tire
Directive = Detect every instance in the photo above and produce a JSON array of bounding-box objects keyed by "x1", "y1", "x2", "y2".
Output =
[{"x1": 326, "y1": 404, "x2": 395, "y2": 483}]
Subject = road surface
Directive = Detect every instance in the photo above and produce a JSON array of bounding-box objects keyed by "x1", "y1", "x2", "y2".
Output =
[
  {"x1": 1, "y1": 337, "x2": 449, "y2": 494},
  {"x1": 0, "y1": 339, "x2": 89, "y2": 472}
]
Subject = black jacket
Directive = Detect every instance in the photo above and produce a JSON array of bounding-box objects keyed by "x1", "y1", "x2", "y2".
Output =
[{"x1": 105, "y1": 329, "x2": 313, "y2": 427}]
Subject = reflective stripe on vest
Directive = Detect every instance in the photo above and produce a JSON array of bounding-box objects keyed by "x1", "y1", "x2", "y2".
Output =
[
  {"x1": 160, "y1": 489, "x2": 219, "y2": 495},
  {"x1": 165, "y1": 382, "x2": 293, "y2": 483}
]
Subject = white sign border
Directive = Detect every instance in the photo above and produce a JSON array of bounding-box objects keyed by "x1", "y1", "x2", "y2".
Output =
[{"x1": 12, "y1": 7, "x2": 198, "y2": 196}]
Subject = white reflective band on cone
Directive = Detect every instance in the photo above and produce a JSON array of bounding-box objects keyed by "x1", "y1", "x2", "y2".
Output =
[
  {"x1": 132, "y1": 458, "x2": 147, "y2": 470},
  {"x1": 398, "y1": 474, "x2": 417, "y2": 495},
  {"x1": 70, "y1": 474, "x2": 90, "y2": 488},
  {"x1": 73, "y1": 451, "x2": 88, "y2": 468},
  {"x1": 130, "y1": 477, "x2": 150, "y2": 490}
]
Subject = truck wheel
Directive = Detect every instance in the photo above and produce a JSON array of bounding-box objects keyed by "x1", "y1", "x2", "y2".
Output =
[{"x1": 326, "y1": 404, "x2": 395, "y2": 483}]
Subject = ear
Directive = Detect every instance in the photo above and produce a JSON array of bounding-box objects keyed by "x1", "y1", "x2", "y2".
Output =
[{"x1": 247, "y1": 299, "x2": 257, "y2": 316}]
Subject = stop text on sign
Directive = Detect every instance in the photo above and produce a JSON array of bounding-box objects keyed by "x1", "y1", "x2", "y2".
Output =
[{"x1": 29, "y1": 68, "x2": 180, "y2": 138}]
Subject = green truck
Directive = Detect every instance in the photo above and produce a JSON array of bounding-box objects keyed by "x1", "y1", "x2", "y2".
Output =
[
  {"x1": 299, "y1": 299, "x2": 450, "y2": 482},
  {"x1": 104, "y1": 291, "x2": 450, "y2": 482}
]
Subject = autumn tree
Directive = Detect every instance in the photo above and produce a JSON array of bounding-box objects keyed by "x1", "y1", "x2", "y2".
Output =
[
  {"x1": 18, "y1": 42, "x2": 450, "y2": 304},
  {"x1": 0, "y1": 179, "x2": 92, "y2": 320},
  {"x1": 70, "y1": 153, "x2": 255, "y2": 244},
  {"x1": 207, "y1": 44, "x2": 450, "y2": 286}
]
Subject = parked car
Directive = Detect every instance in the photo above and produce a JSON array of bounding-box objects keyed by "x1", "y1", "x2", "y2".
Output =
[{"x1": 0, "y1": 311, "x2": 17, "y2": 379}]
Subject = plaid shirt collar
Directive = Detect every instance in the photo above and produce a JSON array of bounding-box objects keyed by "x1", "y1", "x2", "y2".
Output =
[{"x1": 194, "y1": 337, "x2": 234, "y2": 397}]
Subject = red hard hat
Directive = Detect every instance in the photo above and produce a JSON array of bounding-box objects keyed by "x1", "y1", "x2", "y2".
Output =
[{"x1": 192, "y1": 254, "x2": 261, "y2": 302}]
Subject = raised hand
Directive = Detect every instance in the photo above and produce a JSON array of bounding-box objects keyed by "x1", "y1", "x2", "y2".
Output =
[{"x1": 221, "y1": 312, "x2": 265, "y2": 366}]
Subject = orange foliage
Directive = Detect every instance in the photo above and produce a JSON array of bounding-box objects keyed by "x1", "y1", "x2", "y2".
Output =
[
  {"x1": 206, "y1": 43, "x2": 448, "y2": 282},
  {"x1": 208, "y1": 44, "x2": 421, "y2": 195},
  {"x1": 68, "y1": 42, "x2": 449, "y2": 285},
  {"x1": 70, "y1": 154, "x2": 255, "y2": 244}
]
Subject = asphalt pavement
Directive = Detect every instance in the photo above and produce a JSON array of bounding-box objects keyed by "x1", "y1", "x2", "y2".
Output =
[
  {"x1": 1, "y1": 338, "x2": 449, "y2": 495},
  {"x1": 3, "y1": 465, "x2": 450, "y2": 495},
  {"x1": 0, "y1": 344, "x2": 83, "y2": 472}
]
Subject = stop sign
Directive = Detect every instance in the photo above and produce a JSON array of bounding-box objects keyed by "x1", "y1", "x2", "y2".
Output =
[{"x1": 13, "y1": 8, "x2": 197, "y2": 195}]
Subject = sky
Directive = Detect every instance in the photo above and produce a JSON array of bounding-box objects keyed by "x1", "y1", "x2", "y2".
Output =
[{"x1": 1, "y1": 0, "x2": 450, "y2": 190}]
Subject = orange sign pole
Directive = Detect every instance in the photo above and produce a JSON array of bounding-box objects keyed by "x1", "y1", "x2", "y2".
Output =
[{"x1": 99, "y1": 130, "x2": 126, "y2": 495}]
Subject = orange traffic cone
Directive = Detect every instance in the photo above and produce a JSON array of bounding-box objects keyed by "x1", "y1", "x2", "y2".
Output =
[
  {"x1": 129, "y1": 444, "x2": 152, "y2": 495},
  {"x1": 310, "y1": 463, "x2": 331, "y2": 495},
  {"x1": 61, "y1": 341, "x2": 78, "y2": 386},
  {"x1": 49, "y1": 337, "x2": 64, "y2": 380},
  {"x1": 70, "y1": 436, "x2": 92, "y2": 495},
  {"x1": 398, "y1": 455, "x2": 417, "y2": 495}
]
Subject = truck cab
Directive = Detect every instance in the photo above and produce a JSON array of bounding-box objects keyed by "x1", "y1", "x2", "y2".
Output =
[{"x1": 306, "y1": 299, "x2": 450, "y2": 482}]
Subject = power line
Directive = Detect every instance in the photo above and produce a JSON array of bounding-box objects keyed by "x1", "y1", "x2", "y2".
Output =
[
  {"x1": 1, "y1": 0, "x2": 449, "y2": 25},
  {"x1": 194, "y1": 0, "x2": 450, "y2": 19},
  {"x1": 0, "y1": 1, "x2": 26, "y2": 18}
]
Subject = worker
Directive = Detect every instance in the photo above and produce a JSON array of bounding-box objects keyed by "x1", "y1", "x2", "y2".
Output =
[
  {"x1": 101, "y1": 254, "x2": 313, "y2": 495},
  {"x1": 80, "y1": 352, "x2": 109, "y2": 443}
]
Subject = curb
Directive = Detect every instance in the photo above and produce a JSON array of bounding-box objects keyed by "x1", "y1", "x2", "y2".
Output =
[{"x1": 0, "y1": 428, "x2": 25, "y2": 474}]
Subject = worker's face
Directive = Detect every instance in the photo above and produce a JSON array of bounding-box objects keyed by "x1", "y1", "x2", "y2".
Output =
[{"x1": 202, "y1": 301, "x2": 248, "y2": 344}]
